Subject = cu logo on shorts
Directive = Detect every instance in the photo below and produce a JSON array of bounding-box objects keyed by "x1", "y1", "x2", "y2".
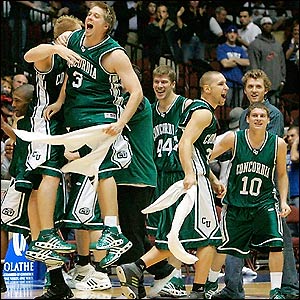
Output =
[
  {"x1": 79, "y1": 207, "x2": 90, "y2": 215},
  {"x1": 32, "y1": 151, "x2": 41, "y2": 160},
  {"x1": 201, "y1": 217, "x2": 211, "y2": 228},
  {"x1": 117, "y1": 151, "x2": 128, "y2": 159},
  {"x1": 2, "y1": 207, "x2": 14, "y2": 216}
]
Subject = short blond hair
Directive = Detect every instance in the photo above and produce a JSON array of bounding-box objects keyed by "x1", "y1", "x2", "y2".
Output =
[
  {"x1": 53, "y1": 15, "x2": 83, "y2": 39},
  {"x1": 242, "y1": 69, "x2": 272, "y2": 92},
  {"x1": 153, "y1": 65, "x2": 176, "y2": 82},
  {"x1": 89, "y1": 1, "x2": 116, "y2": 35}
]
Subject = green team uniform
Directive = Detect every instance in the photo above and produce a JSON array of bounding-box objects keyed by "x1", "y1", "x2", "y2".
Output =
[
  {"x1": 63, "y1": 174, "x2": 103, "y2": 230},
  {"x1": 155, "y1": 100, "x2": 222, "y2": 250},
  {"x1": 1, "y1": 114, "x2": 66, "y2": 237},
  {"x1": 65, "y1": 29, "x2": 131, "y2": 176},
  {"x1": 65, "y1": 30, "x2": 124, "y2": 128},
  {"x1": 15, "y1": 50, "x2": 67, "y2": 194},
  {"x1": 217, "y1": 130, "x2": 284, "y2": 258},
  {"x1": 10, "y1": 51, "x2": 69, "y2": 233},
  {"x1": 147, "y1": 95, "x2": 189, "y2": 236},
  {"x1": 114, "y1": 95, "x2": 157, "y2": 186}
]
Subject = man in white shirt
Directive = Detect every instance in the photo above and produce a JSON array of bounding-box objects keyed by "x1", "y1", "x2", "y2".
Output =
[{"x1": 237, "y1": 7, "x2": 261, "y2": 54}]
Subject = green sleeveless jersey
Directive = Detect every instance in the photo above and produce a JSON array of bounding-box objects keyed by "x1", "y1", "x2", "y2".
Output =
[
  {"x1": 114, "y1": 95, "x2": 157, "y2": 186},
  {"x1": 64, "y1": 30, "x2": 125, "y2": 128},
  {"x1": 152, "y1": 95, "x2": 189, "y2": 172},
  {"x1": 224, "y1": 130, "x2": 278, "y2": 207},
  {"x1": 27, "y1": 50, "x2": 66, "y2": 123},
  {"x1": 178, "y1": 99, "x2": 217, "y2": 177}
]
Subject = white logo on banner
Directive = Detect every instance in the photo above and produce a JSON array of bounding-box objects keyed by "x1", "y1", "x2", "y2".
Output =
[{"x1": 13, "y1": 233, "x2": 27, "y2": 256}]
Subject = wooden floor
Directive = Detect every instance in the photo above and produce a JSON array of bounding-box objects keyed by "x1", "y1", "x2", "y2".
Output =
[{"x1": 2, "y1": 271, "x2": 272, "y2": 299}]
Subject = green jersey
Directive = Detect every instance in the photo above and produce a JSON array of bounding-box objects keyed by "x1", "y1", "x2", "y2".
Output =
[
  {"x1": 152, "y1": 95, "x2": 189, "y2": 172},
  {"x1": 27, "y1": 49, "x2": 66, "y2": 124},
  {"x1": 64, "y1": 30, "x2": 125, "y2": 128},
  {"x1": 114, "y1": 95, "x2": 157, "y2": 186},
  {"x1": 224, "y1": 130, "x2": 278, "y2": 207},
  {"x1": 178, "y1": 99, "x2": 217, "y2": 177}
]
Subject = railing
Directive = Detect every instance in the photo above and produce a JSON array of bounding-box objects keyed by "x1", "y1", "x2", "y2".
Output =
[{"x1": 1, "y1": 1, "x2": 54, "y2": 76}]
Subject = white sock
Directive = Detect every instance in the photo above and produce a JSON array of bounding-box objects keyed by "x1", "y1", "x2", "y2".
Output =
[
  {"x1": 173, "y1": 268, "x2": 182, "y2": 278},
  {"x1": 104, "y1": 216, "x2": 118, "y2": 227},
  {"x1": 208, "y1": 268, "x2": 220, "y2": 282},
  {"x1": 270, "y1": 272, "x2": 282, "y2": 290}
]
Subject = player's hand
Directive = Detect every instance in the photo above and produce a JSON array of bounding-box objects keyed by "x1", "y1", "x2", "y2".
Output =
[
  {"x1": 64, "y1": 151, "x2": 80, "y2": 161},
  {"x1": 55, "y1": 45, "x2": 82, "y2": 65},
  {"x1": 209, "y1": 172, "x2": 227, "y2": 198},
  {"x1": 213, "y1": 182, "x2": 227, "y2": 199},
  {"x1": 56, "y1": 31, "x2": 72, "y2": 46},
  {"x1": 4, "y1": 140, "x2": 14, "y2": 160},
  {"x1": 183, "y1": 173, "x2": 197, "y2": 190},
  {"x1": 103, "y1": 121, "x2": 125, "y2": 136},
  {"x1": 43, "y1": 102, "x2": 62, "y2": 120},
  {"x1": 279, "y1": 203, "x2": 291, "y2": 218}
]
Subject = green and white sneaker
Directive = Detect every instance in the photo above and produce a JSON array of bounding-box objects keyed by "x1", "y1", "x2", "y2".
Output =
[
  {"x1": 35, "y1": 229, "x2": 76, "y2": 253},
  {"x1": 98, "y1": 238, "x2": 133, "y2": 268},
  {"x1": 25, "y1": 241, "x2": 66, "y2": 266},
  {"x1": 270, "y1": 288, "x2": 285, "y2": 299},
  {"x1": 159, "y1": 276, "x2": 187, "y2": 297},
  {"x1": 204, "y1": 280, "x2": 219, "y2": 299},
  {"x1": 91, "y1": 226, "x2": 129, "y2": 250}
]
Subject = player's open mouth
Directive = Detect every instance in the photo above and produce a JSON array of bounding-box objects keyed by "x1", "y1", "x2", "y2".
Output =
[{"x1": 87, "y1": 23, "x2": 93, "y2": 29}]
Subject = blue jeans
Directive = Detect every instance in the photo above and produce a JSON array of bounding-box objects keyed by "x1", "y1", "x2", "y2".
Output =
[{"x1": 221, "y1": 218, "x2": 299, "y2": 298}]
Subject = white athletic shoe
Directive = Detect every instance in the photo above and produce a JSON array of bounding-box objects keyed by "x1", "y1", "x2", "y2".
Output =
[
  {"x1": 66, "y1": 263, "x2": 95, "y2": 288},
  {"x1": 75, "y1": 270, "x2": 112, "y2": 291}
]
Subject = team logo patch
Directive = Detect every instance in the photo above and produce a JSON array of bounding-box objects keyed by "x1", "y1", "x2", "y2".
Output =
[
  {"x1": 79, "y1": 207, "x2": 91, "y2": 215},
  {"x1": 2, "y1": 207, "x2": 15, "y2": 217}
]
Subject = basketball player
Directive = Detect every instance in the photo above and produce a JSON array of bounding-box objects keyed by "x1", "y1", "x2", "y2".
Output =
[
  {"x1": 210, "y1": 102, "x2": 291, "y2": 299},
  {"x1": 116, "y1": 71, "x2": 228, "y2": 299}
]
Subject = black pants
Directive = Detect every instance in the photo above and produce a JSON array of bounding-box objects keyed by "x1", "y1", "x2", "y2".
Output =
[{"x1": 117, "y1": 185, "x2": 174, "y2": 279}]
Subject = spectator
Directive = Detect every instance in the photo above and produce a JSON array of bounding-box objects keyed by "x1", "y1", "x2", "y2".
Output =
[
  {"x1": 286, "y1": 125, "x2": 299, "y2": 209},
  {"x1": 1, "y1": 78, "x2": 12, "y2": 96},
  {"x1": 217, "y1": 25, "x2": 250, "y2": 107},
  {"x1": 8, "y1": 0, "x2": 37, "y2": 64},
  {"x1": 208, "y1": 6, "x2": 232, "y2": 45},
  {"x1": 248, "y1": 17, "x2": 286, "y2": 106},
  {"x1": 144, "y1": 4, "x2": 182, "y2": 71},
  {"x1": 282, "y1": 21, "x2": 299, "y2": 95},
  {"x1": 285, "y1": 125, "x2": 299, "y2": 238},
  {"x1": 139, "y1": 1, "x2": 157, "y2": 62},
  {"x1": 113, "y1": 1, "x2": 142, "y2": 47},
  {"x1": 1, "y1": 92, "x2": 13, "y2": 141},
  {"x1": 176, "y1": 1, "x2": 210, "y2": 65},
  {"x1": 268, "y1": 0, "x2": 293, "y2": 32},
  {"x1": 36, "y1": 0, "x2": 70, "y2": 35},
  {"x1": 1, "y1": 138, "x2": 12, "y2": 180},
  {"x1": 237, "y1": 7, "x2": 261, "y2": 54},
  {"x1": 12, "y1": 74, "x2": 28, "y2": 91},
  {"x1": 243, "y1": 1, "x2": 269, "y2": 25}
]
